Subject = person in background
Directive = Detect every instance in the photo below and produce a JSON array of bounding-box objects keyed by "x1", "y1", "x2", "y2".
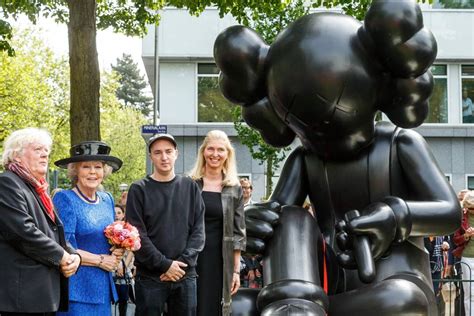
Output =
[
  {"x1": 238, "y1": 177, "x2": 262, "y2": 289},
  {"x1": 453, "y1": 191, "x2": 474, "y2": 315},
  {"x1": 0, "y1": 128, "x2": 80, "y2": 315},
  {"x1": 113, "y1": 204, "x2": 135, "y2": 316},
  {"x1": 127, "y1": 133, "x2": 205, "y2": 316},
  {"x1": 463, "y1": 89, "x2": 474, "y2": 123},
  {"x1": 53, "y1": 141, "x2": 124, "y2": 315},
  {"x1": 190, "y1": 130, "x2": 246, "y2": 316},
  {"x1": 119, "y1": 191, "x2": 128, "y2": 208},
  {"x1": 240, "y1": 178, "x2": 256, "y2": 206},
  {"x1": 459, "y1": 189, "x2": 470, "y2": 206},
  {"x1": 424, "y1": 236, "x2": 452, "y2": 297}
]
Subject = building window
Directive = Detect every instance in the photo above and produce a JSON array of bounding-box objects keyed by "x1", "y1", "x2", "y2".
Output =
[
  {"x1": 467, "y1": 175, "x2": 474, "y2": 190},
  {"x1": 427, "y1": 64, "x2": 448, "y2": 123},
  {"x1": 461, "y1": 65, "x2": 474, "y2": 124},
  {"x1": 445, "y1": 174, "x2": 451, "y2": 184},
  {"x1": 434, "y1": 0, "x2": 474, "y2": 8},
  {"x1": 197, "y1": 63, "x2": 235, "y2": 122}
]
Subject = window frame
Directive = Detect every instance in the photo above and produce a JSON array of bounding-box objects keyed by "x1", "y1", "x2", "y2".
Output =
[
  {"x1": 426, "y1": 63, "x2": 449, "y2": 124},
  {"x1": 195, "y1": 62, "x2": 235, "y2": 124},
  {"x1": 465, "y1": 174, "x2": 474, "y2": 190},
  {"x1": 460, "y1": 64, "x2": 474, "y2": 124}
]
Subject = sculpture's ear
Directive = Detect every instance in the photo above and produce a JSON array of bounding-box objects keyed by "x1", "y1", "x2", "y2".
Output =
[
  {"x1": 242, "y1": 98, "x2": 295, "y2": 148},
  {"x1": 362, "y1": 0, "x2": 437, "y2": 128},
  {"x1": 214, "y1": 25, "x2": 269, "y2": 106},
  {"x1": 364, "y1": 0, "x2": 437, "y2": 77},
  {"x1": 214, "y1": 25, "x2": 295, "y2": 147}
]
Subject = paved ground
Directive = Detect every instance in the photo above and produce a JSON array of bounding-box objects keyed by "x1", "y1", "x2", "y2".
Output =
[{"x1": 111, "y1": 302, "x2": 136, "y2": 316}]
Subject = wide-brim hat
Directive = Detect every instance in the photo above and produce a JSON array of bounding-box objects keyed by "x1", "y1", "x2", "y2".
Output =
[{"x1": 54, "y1": 141, "x2": 122, "y2": 172}]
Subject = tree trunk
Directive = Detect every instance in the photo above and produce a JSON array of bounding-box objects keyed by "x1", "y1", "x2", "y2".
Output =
[
  {"x1": 67, "y1": 0, "x2": 100, "y2": 145},
  {"x1": 265, "y1": 157, "x2": 274, "y2": 200}
]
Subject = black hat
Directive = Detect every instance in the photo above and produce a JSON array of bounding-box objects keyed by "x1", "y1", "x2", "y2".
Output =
[
  {"x1": 147, "y1": 133, "x2": 177, "y2": 152},
  {"x1": 54, "y1": 141, "x2": 123, "y2": 172}
]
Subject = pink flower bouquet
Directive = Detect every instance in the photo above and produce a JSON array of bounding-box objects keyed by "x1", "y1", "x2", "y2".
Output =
[{"x1": 104, "y1": 221, "x2": 141, "y2": 251}]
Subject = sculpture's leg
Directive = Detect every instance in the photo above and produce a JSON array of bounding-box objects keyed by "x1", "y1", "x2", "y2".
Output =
[
  {"x1": 232, "y1": 288, "x2": 260, "y2": 316},
  {"x1": 329, "y1": 276, "x2": 436, "y2": 316},
  {"x1": 257, "y1": 206, "x2": 328, "y2": 315}
]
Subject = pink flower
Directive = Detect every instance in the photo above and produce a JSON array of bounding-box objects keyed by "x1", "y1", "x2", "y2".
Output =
[{"x1": 104, "y1": 220, "x2": 141, "y2": 251}]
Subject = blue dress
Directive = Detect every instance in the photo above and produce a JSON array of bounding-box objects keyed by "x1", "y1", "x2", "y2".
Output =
[{"x1": 53, "y1": 189, "x2": 118, "y2": 315}]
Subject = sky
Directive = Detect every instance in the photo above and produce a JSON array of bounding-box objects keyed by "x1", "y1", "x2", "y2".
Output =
[{"x1": 9, "y1": 16, "x2": 147, "y2": 76}]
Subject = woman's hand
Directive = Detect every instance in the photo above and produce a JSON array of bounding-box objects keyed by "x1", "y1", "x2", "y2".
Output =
[
  {"x1": 111, "y1": 246, "x2": 125, "y2": 261},
  {"x1": 230, "y1": 272, "x2": 240, "y2": 295},
  {"x1": 99, "y1": 254, "x2": 121, "y2": 272}
]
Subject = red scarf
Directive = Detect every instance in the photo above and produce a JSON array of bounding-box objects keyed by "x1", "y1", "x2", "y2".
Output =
[{"x1": 8, "y1": 162, "x2": 55, "y2": 222}]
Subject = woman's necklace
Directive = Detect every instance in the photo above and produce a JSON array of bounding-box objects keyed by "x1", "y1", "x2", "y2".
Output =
[{"x1": 75, "y1": 185, "x2": 98, "y2": 203}]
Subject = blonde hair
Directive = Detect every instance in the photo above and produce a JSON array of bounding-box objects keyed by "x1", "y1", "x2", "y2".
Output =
[
  {"x1": 2, "y1": 128, "x2": 52, "y2": 168},
  {"x1": 189, "y1": 130, "x2": 239, "y2": 186},
  {"x1": 67, "y1": 161, "x2": 113, "y2": 186},
  {"x1": 463, "y1": 191, "x2": 474, "y2": 209}
]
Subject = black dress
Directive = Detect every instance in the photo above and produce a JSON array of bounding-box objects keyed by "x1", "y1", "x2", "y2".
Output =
[{"x1": 197, "y1": 191, "x2": 224, "y2": 316}]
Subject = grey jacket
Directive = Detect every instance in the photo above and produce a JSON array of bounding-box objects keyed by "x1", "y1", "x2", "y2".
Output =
[{"x1": 196, "y1": 179, "x2": 246, "y2": 315}]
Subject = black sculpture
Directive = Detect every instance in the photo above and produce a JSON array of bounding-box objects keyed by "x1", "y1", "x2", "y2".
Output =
[{"x1": 214, "y1": 0, "x2": 462, "y2": 315}]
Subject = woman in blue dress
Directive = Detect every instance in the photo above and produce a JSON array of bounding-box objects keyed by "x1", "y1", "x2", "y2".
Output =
[{"x1": 53, "y1": 141, "x2": 124, "y2": 315}]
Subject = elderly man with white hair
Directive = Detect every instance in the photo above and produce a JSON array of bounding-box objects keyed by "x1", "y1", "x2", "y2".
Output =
[{"x1": 0, "y1": 127, "x2": 80, "y2": 315}]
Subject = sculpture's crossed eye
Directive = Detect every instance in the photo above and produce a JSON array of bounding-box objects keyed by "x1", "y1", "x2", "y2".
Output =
[{"x1": 283, "y1": 84, "x2": 358, "y2": 132}]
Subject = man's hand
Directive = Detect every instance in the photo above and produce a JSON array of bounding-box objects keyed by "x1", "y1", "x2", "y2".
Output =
[
  {"x1": 160, "y1": 260, "x2": 187, "y2": 282},
  {"x1": 230, "y1": 272, "x2": 240, "y2": 295},
  {"x1": 60, "y1": 251, "x2": 80, "y2": 278}
]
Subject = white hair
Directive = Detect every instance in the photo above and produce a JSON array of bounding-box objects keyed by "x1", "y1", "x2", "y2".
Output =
[{"x1": 2, "y1": 128, "x2": 52, "y2": 168}]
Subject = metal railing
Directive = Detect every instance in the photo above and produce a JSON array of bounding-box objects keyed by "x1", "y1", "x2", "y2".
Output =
[{"x1": 433, "y1": 261, "x2": 471, "y2": 316}]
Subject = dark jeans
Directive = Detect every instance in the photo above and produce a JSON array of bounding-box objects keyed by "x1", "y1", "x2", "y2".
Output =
[{"x1": 135, "y1": 276, "x2": 197, "y2": 316}]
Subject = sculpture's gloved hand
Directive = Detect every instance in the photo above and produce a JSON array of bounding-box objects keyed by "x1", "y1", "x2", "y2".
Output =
[
  {"x1": 244, "y1": 201, "x2": 281, "y2": 255},
  {"x1": 336, "y1": 202, "x2": 397, "y2": 268}
]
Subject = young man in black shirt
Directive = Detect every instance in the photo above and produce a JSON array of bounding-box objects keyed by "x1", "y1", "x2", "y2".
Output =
[{"x1": 127, "y1": 133, "x2": 205, "y2": 316}]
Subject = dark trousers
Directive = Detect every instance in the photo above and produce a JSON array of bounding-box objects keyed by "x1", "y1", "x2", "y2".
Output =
[{"x1": 135, "y1": 276, "x2": 197, "y2": 316}]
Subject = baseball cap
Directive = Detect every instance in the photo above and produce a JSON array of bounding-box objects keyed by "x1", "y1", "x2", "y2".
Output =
[{"x1": 147, "y1": 133, "x2": 177, "y2": 152}]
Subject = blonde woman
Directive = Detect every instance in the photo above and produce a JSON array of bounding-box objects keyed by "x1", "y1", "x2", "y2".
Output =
[
  {"x1": 53, "y1": 141, "x2": 124, "y2": 315},
  {"x1": 190, "y1": 130, "x2": 246, "y2": 316}
]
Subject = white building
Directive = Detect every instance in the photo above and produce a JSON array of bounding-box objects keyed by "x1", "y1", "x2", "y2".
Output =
[{"x1": 141, "y1": 6, "x2": 474, "y2": 201}]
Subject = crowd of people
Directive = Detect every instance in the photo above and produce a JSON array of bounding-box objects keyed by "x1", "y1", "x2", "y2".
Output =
[
  {"x1": 425, "y1": 188, "x2": 474, "y2": 315},
  {"x1": 0, "y1": 127, "x2": 248, "y2": 316}
]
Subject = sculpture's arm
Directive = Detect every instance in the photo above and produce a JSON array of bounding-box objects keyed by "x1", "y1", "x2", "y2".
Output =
[
  {"x1": 269, "y1": 146, "x2": 308, "y2": 206},
  {"x1": 396, "y1": 129, "x2": 461, "y2": 237}
]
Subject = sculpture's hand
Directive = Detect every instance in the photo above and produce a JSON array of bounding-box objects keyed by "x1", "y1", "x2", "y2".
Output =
[
  {"x1": 336, "y1": 202, "x2": 397, "y2": 269},
  {"x1": 245, "y1": 201, "x2": 281, "y2": 255}
]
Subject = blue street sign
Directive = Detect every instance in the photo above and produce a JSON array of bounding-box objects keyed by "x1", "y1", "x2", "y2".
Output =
[{"x1": 141, "y1": 125, "x2": 167, "y2": 134}]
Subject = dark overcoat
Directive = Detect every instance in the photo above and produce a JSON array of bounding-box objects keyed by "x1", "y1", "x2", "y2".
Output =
[{"x1": 0, "y1": 170, "x2": 72, "y2": 313}]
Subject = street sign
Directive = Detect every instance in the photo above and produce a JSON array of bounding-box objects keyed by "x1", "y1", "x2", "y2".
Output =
[{"x1": 141, "y1": 124, "x2": 167, "y2": 134}]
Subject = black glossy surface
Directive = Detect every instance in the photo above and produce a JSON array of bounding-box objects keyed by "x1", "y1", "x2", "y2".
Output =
[{"x1": 217, "y1": 0, "x2": 461, "y2": 314}]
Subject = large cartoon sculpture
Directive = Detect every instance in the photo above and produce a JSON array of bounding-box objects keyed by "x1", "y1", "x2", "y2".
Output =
[{"x1": 214, "y1": 0, "x2": 462, "y2": 315}]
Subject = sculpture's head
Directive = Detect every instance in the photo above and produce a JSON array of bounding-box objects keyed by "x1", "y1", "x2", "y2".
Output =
[{"x1": 214, "y1": 0, "x2": 437, "y2": 160}]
